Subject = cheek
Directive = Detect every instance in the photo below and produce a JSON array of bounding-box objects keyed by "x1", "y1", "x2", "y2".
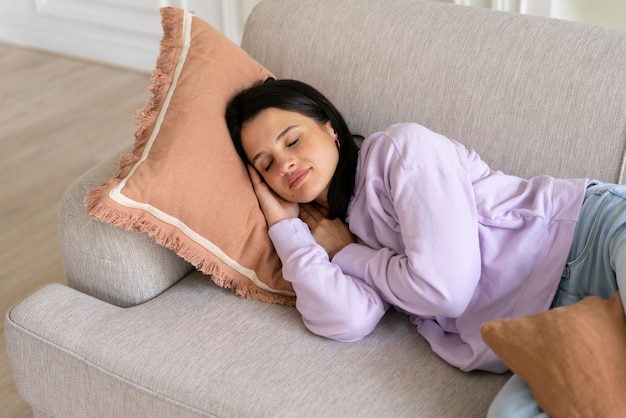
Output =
[
  {"x1": 317, "y1": 142, "x2": 340, "y2": 171},
  {"x1": 263, "y1": 173, "x2": 283, "y2": 192}
]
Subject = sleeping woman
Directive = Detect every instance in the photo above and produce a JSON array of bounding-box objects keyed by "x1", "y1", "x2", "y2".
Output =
[{"x1": 226, "y1": 78, "x2": 626, "y2": 417}]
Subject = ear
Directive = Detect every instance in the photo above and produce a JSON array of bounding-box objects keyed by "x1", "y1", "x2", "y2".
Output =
[{"x1": 324, "y1": 120, "x2": 337, "y2": 139}]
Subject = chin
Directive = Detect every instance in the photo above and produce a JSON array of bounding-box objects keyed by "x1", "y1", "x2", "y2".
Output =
[
  {"x1": 279, "y1": 193, "x2": 307, "y2": 205},
  {"x1": 281, "y1": 190, "x2": 317, "y2": 205}
]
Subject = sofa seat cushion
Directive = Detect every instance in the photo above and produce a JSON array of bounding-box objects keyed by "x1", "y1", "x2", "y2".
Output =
[{"x1": 6, "y1": 273, "x2": 508, "y2": 417}]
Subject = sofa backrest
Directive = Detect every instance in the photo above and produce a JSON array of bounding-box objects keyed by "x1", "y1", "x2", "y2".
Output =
[{"x1": 242, "y1": 0, "x2": 626, "y2": 183}]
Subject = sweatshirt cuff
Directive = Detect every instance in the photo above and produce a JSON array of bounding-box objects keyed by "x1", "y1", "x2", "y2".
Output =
[{"x1": 268, "y1": 218, "x2": 316, "y2": 256}]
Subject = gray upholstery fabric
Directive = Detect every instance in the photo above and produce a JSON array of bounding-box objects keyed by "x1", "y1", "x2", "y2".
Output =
[
  {"x1": 58, "y1": 150, "x2": 193, "y2": 307},
  {"x1": 243, "y1": 0, "x2": 626, "y2": 183},
  {"x1": 7, "y1": 0, "x2": 626, "y2": 416},
  {"x1": 32, "y1": 410, "x2": 55, "y2": 418},
  {"x1": 7, "y1": 274, "x2": 507, "y2": 417}
]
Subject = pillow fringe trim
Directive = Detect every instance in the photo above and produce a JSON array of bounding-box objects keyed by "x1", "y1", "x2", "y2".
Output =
[
  {"x1": 132, "y1": 11, "x2": 180, "y2": 153},
  {"x1": 87, "y1": 201, "x2": 296, "y2": 306},
  {"x1": 85, "y1": 7, "x2": 296, "y2": 307},
  {"x1": 85, "y1": 7, "x2": 181, "y2": 204}
]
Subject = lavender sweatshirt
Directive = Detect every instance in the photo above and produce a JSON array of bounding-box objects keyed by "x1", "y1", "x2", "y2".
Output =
[{"x1": 269, "y1": 123, "x2": 587, "y2": 373}]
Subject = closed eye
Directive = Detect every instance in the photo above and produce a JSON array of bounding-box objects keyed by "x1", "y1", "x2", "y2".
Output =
[{"x1": 260, "y1": 138, "x2": 298, "y2": 172}]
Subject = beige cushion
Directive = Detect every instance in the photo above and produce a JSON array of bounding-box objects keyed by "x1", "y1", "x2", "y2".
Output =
[{"x1": 7, "y1": 275, "x2": 509, "y2": 417}]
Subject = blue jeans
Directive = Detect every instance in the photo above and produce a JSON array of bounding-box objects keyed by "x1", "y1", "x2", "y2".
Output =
[{"x1": 488, "y1": 182, "x2": 626, "y2": 417}]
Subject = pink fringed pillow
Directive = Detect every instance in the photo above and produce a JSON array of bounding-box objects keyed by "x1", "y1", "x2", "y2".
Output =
[{"x1": 86, "y1": 7, "x2": 295, "y2": 306}]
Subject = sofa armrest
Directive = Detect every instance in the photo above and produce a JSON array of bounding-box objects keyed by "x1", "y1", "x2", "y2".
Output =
[{"x1": 58, "y1": 151, "x2": 194, "y2": 307}]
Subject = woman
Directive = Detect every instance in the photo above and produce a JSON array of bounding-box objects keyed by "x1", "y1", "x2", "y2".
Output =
[{"x1": 226, "y1": 78, "x2": 626, "y2": 416}]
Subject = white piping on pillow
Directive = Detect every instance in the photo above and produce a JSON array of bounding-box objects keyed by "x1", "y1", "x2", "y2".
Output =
[{"x1": 109, "y1": 10, "x2": 294, "y2": 297}]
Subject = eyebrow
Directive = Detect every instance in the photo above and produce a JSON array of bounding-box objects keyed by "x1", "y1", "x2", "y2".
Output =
[{"x1": 251, "y1": 125, "x2": 298, "y2": 165}]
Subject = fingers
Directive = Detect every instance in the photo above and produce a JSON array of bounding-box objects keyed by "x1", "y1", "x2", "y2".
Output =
[
  {"x1": 245, "y1": 164, "x2": 299, "y2": 226},
  {"x1": 299, "y1": 203, "x2": 326, "y2": 223},
  {"x1": 247, "y1": 165, "x2": 274, "y2": 208},
  {"x1": 299, "y1": 204, "x2": 323, "y2": 231},
  {"x1": 247, "y1": 165, "x2": 263, "y2": 186},
  {"x1": 299, "y1": 205, "x2": 316, "y2": 229}
]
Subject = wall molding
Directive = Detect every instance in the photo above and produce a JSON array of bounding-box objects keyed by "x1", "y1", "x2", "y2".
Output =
[{"x1": 0, "y1": 0, "x2": 260, "y2": 73}]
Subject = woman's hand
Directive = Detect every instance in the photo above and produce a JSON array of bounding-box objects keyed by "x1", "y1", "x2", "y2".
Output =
[
  {"x1": 299, "y1": 204, "x2": 355, "y2": 259},
  {"x1": 248, "y1": 165, "x2": 299, "y2": 227}
]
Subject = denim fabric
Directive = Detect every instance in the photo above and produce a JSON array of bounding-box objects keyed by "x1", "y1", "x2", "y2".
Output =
[
  {"x1": 487, "y1": 375, "x2": 548, "y2": 418},
  {"x1": 489, "y1": 181, "x2": 626, "y2": 418},
  {"x1": 552, "y1": 181, "x2": 626, "y2": 308}
]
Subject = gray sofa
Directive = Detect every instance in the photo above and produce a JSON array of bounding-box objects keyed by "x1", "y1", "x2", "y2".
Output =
[{"x1": 6, "y1": 0, "x2": 626, "y2": 416}]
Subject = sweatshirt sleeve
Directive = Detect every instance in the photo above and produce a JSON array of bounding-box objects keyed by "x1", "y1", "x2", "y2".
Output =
[
  {"x1": 269, "y1": 218, "x2": 388, "y2": 342},
  {"x1": 333, "y1": 124, "x2": 482, "y2": 318}
]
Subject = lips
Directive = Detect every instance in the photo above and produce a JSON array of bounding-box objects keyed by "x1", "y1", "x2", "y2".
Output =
[{"x1": 288, "y1": 168, "x2": 311, "y2": 188}]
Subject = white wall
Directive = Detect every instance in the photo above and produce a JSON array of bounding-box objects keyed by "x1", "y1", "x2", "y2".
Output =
[
  {"x1": 551, "y1": 0, "x2": 626, "y2": 30},
  {"x1": 446, "y1": 0, "x2": 626, "y2": 29},
  {"x1": 0, "y1": 0, "x2": 262, "y2": 73}
]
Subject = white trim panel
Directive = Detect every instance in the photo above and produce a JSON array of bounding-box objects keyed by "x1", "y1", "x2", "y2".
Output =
[{"x1": 0, "y1": 0, "x2": 261, "y2": 73}]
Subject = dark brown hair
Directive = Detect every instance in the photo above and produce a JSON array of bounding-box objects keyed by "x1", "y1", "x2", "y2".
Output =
[{"x1": 225, "y1": 79, "x2": 358, "y2": 219}]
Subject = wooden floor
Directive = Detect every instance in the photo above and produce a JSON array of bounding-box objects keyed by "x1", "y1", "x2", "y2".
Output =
[{"x1": 0, "y1": 44, "x2": 151, "y2": 418}]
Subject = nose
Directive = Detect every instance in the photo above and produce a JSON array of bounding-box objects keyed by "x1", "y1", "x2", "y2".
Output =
[{"x1": 277, "y1": 154, "x2": 296, "y2": 175}]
